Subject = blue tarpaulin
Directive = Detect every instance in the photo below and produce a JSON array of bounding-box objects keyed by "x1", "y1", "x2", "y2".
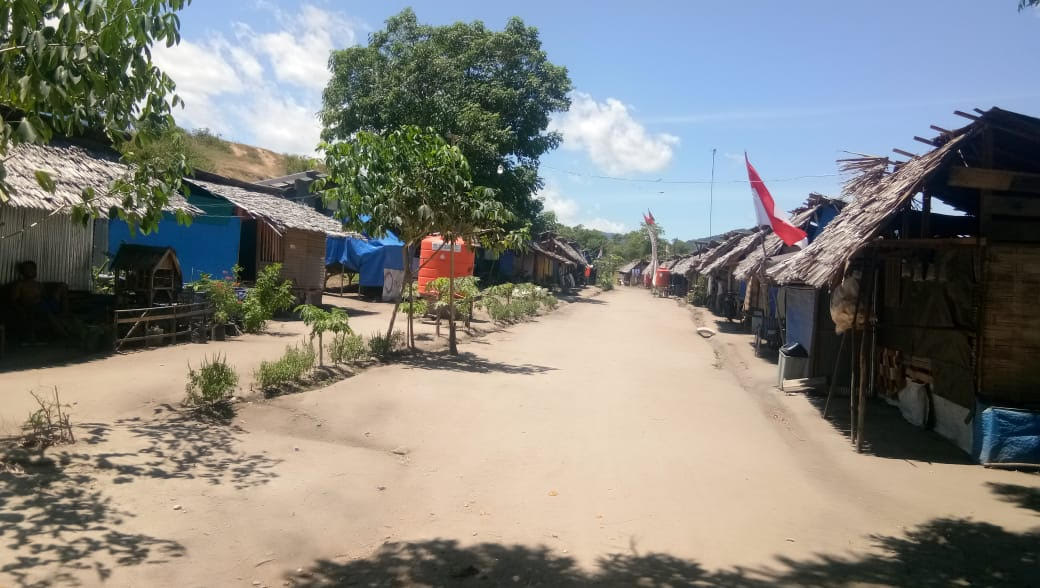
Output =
[
  {"x1": 109, "y1": 214, "x2": 241, "y2": 282},
  {"x1": 784, "y1": 287, "x2": 816, "y2": 352},
  {"x1": 973, "y1": 402, "x2": 1040, "y2": 465},
  {"x1": 325, "y1": 230, "x2": 404, "y2": 288}
]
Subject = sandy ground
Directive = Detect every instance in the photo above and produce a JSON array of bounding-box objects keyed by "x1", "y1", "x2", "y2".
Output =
[{"x1": 1, "y1": 286, "x2": 1038, "y2": 587}]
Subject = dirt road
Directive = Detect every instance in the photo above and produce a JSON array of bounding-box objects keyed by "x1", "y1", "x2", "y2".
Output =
[{"x1": 2, "y1": 287, "x2": 1038, "y2": 587}]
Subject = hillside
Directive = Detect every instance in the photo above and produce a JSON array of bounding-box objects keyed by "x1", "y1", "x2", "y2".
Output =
[{"x1": 183, "y1": 129, "x2": 320, "y2": 183}]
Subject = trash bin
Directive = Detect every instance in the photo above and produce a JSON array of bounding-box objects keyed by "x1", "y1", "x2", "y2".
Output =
[{"x1": 778, "y1": 342, "x2": 809, "y2": 388}]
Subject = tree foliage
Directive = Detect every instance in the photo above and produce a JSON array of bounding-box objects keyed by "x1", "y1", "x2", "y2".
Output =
[
  {"x1": 320, "y1": 8, "x2": 571, "y2": 227},
  {"x1": 320, "y1": 125, "x2": 521, "y2": 353},
  {"x1": 0, "y1": 0, "x2": 193, "y2": 231}
]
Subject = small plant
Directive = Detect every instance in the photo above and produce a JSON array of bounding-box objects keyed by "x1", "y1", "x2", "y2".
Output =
[
  {"x1": 480, "y1": 282, "x2": 557, "y2": 323},
  {"x1": 184, "y1": 354, "x2": 238, "y2": 413},
  {"x1": 400, "y1": 282, "x2": 428, "y2": 318},
  {"x1": 21, "y1": 388, "x2": 75, "y2": 449},
  {"x1": 329, "y1": 333, "x2": 368, "y2": 364},
  {"x1": 368, "y1": 331, "x2": 405, "y2": 360},
  {"x1": 428, "y1": 276, "x2": 480, "y2": 320},
  {"x1": 254, "y1": 342, "x2": 316, "y2": 392},
  {"x1": 242, "y1": 264, "x2": 295, "y2": 333},
  {"x1": 193, "y1": 265, "x2": 243, "y2": 325},
  {"x1": 295, "y1": 304, "x2": 352, "y2": 366}
]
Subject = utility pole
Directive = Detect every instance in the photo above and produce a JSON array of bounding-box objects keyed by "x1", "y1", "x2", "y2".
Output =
[{"x1": 709, "y1": 148, "x2": 716, "y2": 238}]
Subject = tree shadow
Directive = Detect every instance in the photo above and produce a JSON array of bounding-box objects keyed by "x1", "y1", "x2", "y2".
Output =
[
  {"x1": 0, "y1": 448, "x2": 185, "y2": 587},
  {"x1": 285, "y1": 517, "x2": 1040, "y2": 587},
  {"x1": 395, "y1": 351, "x2": 556, "y2": 376},
  {"x1": 90, "y1": 405, "x2": 283, "y2": 489},
  {"x1": 806, "y1": 395, "x2": 974, "y2": 465},
  {"x1": 988, "y1": 482, "x2": 1040, "y2": 515}
]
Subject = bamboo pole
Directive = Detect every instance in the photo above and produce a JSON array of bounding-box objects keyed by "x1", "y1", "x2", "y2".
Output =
[{"x1": 823, "y1": 331, "x2": 847, "y2": 418}]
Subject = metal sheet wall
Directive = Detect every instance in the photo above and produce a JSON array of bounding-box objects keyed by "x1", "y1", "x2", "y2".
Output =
[{"x1": 0, "y1": 207, "x2": 95, "y2": 290}]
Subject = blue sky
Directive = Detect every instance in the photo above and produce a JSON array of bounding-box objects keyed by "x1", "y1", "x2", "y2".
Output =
[{"x1": 158, "y1": 1, "x2": 1040, "y2": 240}]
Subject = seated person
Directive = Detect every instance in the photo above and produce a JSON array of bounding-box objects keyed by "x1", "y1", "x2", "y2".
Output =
[{"x1": 10, "y1": 261, "x2": 68, "y2": 343}]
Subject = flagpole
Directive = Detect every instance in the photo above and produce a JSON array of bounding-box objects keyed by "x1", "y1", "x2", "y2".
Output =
[{"x1": 708, "y1": 148, "x2": 716, "y2": 237}]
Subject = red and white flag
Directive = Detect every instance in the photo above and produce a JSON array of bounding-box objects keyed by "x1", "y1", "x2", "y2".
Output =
[{"x1": 745, "y1": 153, "x2": 807, "y2": 247}]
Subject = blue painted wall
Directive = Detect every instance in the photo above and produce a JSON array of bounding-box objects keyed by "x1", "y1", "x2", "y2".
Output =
[{"x1": 108, "y1": 213, "x2": 241, "y2": 282}]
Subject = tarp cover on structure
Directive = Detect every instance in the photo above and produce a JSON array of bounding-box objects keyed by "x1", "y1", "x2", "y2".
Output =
[
  {"x1": 325, "y1": 230, "x2": 404, "y2": 293},
  {"x1": 783, "y1": 286, "x2": 816, "y2": 352},
  {"x1": 973, "y1": 402, "x2": 1040, "y2": 465}
]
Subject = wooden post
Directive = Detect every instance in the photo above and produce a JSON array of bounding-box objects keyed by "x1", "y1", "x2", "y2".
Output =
[
  {"x1": 921, "y1": 193, "x2": 932, "y2": 238},
  {"x1": 856, "y1": 329, "x2": 867, "y2": 452},
  {"x1": 856, "y1": 265, "x2": 879, "y2": 453},
  {"x1": 823, "y1": 331, "x2": 847, "y2": 418}
]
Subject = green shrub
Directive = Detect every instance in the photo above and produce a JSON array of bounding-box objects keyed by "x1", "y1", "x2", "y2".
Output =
[
  {"x1": 428, "y1": 276, "x2": 480, "y2": 319},
  {"x1": 254, "y1": 342, "x2": 315, "y2": 391},
  {"x1": 193, "y1": 265, "x2": 243, "y2": 325},
  {"x1": 242, "y1": 264, "x2": 295, "y2": 333},
  {"x1": 295, "y1": 304, "x2": 351, "y2": 366},
  {"x1": 185, "y1": 354, "x2": 238, "y2": 409},
  {"x1": 480, "y1": 282, "x2": 557, "y2": 323},
  {"x1": 368, "y1": 331, "x2": 405, "y2": 359},
  {"x1": 329, "y1": 333, "x2": 367, "y2": 364},
  {"x1": 400, "y1": 282, "x2": 428, "y2": 317}
]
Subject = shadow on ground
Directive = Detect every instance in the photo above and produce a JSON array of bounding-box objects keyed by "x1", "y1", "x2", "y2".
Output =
[
  {"x1": 1, "y1": 406, "x2": 281, "y2": 586},
  {"x1": 396, "y1": 351, "x2": 556, "y2": 376},
  {"x1": 806, "y1": 395, "x2": 974, "y2": 465},
  {"x1": 988, "y1": 482, "x2": 1040, "y2": 515},
  {"x1": 288, "y1": 517, "x2": 1040, "y2": 587}
]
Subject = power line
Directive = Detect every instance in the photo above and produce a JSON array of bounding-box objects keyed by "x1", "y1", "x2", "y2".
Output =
[{"x1": 541, "y1": 164, "x2": 839, "y2": 185}]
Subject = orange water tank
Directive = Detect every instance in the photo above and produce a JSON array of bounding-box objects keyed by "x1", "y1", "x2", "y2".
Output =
[
  {"x1": 655, "y1": 267, "x2": 671, "y2": 289},
  {"x1": 418, "y1": 236, "x2": 476, "y2": 294}
]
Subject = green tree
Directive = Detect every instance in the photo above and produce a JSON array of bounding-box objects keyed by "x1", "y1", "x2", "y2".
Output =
[
  {"x1": 320, "y1": 126, "x2": 495, "y2": 349},
  {"x1": 295, "y1": 304, "x2": 352, "y2": 366},
  {"x1": 320, "y1": 8, "x2": 571, "y2": 228},
  {"x1": 0, "y1": 0, "x2": 193, "y2": 231}
]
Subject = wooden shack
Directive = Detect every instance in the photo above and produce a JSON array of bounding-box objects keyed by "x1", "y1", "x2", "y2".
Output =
[
  {"x1": 185, "y1": 176, "x2": 351, "y2": 305},
  {"x1": 768, "y1": 107, "x2": 1040, "y2": 462}
]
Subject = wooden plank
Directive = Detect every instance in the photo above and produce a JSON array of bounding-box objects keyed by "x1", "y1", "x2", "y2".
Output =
[
  {"x1": 115, "y1": 308, "x2": 208, "y2": 324},
  {"x1": 948, "y1": 167, "x2": 1040, "y2": 194},
  {"x1": 870, "y1": 237, "x2": 982, "y2": 249}
]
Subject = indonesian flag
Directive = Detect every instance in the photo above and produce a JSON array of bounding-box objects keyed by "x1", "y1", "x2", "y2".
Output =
[
  {"x1": 745, "y1": 153, "x2": 807, "y2": 247},
  {"x1": 643, "y1": 210, "x2": 656, "y2": 226}
]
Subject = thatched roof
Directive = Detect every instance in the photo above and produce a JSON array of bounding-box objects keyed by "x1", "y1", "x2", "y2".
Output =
[
  {"x1": 4, "y1": 141, "x2": 200, "y2": 215},
  {"x1": 530, "y1": 241, "x2": 573, "y2": 265},
  {"x1": 618, "y1": 259, "x2": 643, "y2": 273},
  {"x1": 769, "y1": 107, "x2": 1040, "y2": 287},
  {"x1": 551, "y1": 238, "x2": 589, "y2": 266},
  {"x1": 692, "y1": 230, "x2": 752, "y2": 273},
  {"x1": 671, "y1": 254, "x2": 699, "y2": 275},
  {"x1": 732, "y1": 194, "x2": 844, "y2": 281},
  {"x1": 699, "y1": 228, "x2": 768, "y2": 275},
  {"x1": 187, "y1": 178, "x2": 350, "y2": 236}
]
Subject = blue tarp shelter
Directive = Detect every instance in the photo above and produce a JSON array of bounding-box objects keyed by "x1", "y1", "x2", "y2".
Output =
[{"x1": 325, "y1": 230, "x2": 404, "y2": 289}]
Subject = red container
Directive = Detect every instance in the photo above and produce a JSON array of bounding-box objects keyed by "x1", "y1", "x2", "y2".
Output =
[
  {"x1": 418, "y1": 236, "x2": 476, "y2": 294},
  {"x1": 655, "y1": 267, "x2": 671, "y2": 289}
]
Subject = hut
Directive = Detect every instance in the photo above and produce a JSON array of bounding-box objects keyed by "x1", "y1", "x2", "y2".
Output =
[
  {"x1": 768, "y1": 107, "x2": 1040, "y2": 464},
  {"x1": 688, "y1": 229, "x2": 752, "y2": 313},
  {"x1": 184, "y1": 174, "x2": 351, "y2": 305},
  {"x1": 1, "y1": 140, "x2": 199, "y2": 291}
]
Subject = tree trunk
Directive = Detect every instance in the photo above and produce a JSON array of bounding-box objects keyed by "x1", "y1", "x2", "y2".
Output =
[
  {"x1": 448, "y1": 242, "x2": 458, "y2": 355},
  {"x1": 318, "y1": 333, "x2": 324, "y2": 367},
  {"x1": 400, "y1": 246, "x2": 414, "y2": 349}
]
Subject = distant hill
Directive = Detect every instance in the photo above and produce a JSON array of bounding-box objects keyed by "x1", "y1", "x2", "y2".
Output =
[{"x1": 183, "y1": 129, "x2": 320, "y2": 183}]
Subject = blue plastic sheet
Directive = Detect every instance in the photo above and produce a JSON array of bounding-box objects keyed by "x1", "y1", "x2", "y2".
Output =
[
  {"x1": 109, "y1": 214, "x2": 241, "y2": 282},
  {"x1": 325, "y1": 230, "x2": 403, "y2": 288},
  {"x1": 784, "y1": 287, "x2": 816, "y2": 352},
  {"x1": 973, "y1": 402, "x2": 1040, "y2": 465}
]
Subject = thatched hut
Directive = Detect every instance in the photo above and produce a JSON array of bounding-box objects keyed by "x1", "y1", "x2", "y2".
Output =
[
  {"x1": 768, "y1": 107, "x2": 1040, "y2": 463},
  {"x1": 1, "y1": 140, "x2": 199, "y2": 291},
  {"x1": 184, "y1": 175, "x2": 349, "y2": 305}
]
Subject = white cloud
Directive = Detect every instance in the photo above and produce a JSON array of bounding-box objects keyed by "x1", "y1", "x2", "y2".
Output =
[
  {"x1": 551, "y1": 92, "x2": 679, "y2": 175},
  {"x1": 582, "y1": 217, "x2": 626, "y2": 233},
  {"x1": 152, "y1": 4, "x2": 359, "y2": 156},
  {"x1": 537, "y1": 183, "x2": 626, "y2": 233}
]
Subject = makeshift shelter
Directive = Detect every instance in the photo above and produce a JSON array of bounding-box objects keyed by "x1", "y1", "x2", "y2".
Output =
[
  {"x1": 325, "y1": 231, "x2": 405, "y2": 300},
  {"x1": 1, "y1": 140, "x2": 199, "y2": 291},
  {"x1": 185, "y1": 175, "x2": 351, "y2": 305},
  {"x1": 768, "y1": 107, "x2": 1040, "y2": 464}
]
